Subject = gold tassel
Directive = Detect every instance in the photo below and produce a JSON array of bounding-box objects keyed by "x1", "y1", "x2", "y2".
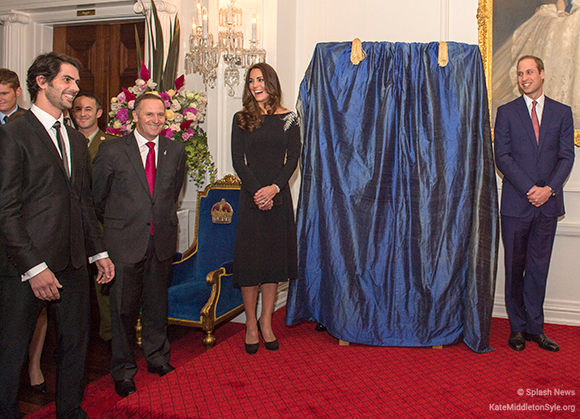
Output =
[
  {"x1": 350, "y1": 38, "x2": 367, "y2": 65},
  {"x1": 438, "y1": 41, "x2": 449, "y2": 67}
]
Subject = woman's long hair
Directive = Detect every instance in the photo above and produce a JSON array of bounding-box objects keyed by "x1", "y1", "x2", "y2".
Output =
[{"x1": 236, "y1": 63, "x2": 282, "y2": 132}]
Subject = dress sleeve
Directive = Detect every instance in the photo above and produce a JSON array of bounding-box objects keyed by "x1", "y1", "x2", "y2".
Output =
[
  {"x1": 231, "y1": 114, "x2": 262, "y2": 195},
  {"x1": 273, "y1": 115, "x2": 301, "y2": 189}
]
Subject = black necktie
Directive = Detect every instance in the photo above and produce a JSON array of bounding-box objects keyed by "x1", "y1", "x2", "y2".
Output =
[{"x1": 53, "y1": 121, "x2": 70, "y2": 178}]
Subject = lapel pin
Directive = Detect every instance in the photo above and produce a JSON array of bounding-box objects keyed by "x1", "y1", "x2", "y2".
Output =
[{"x1": 164, "y1": 150, "x2": 167, "y2": 155}]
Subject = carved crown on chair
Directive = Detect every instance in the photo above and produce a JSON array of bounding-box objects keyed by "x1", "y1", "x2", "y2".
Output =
[{"x1": 211, "y1": 198, "x2": 233, "y2": 224}]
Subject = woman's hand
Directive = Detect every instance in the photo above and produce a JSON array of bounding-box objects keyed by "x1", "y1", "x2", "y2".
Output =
[
  {"x1": 258, "y1": 199, "x2": 274, "y2": 211},
  {"x1": 254, "y1": 184, "x2": 278, "y2": 207}
]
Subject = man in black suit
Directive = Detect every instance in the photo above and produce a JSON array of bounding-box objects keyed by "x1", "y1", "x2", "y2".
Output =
[
  {"x1": 0, "y1": 53, "x2": 115, "y2": 418},
  {"x1": 92, "y1": 93, "x2": 186, "y2": 397},
  {"x1": 0, "y1": 68, "x2": 25, "y2": 124},
  {"x1": 494, "y1": 55, "x2": 574, "y2": 353}
]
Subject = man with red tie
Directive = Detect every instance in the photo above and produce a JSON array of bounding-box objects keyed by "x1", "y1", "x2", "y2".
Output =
[
  {"x1": 92, "y1": 93, "x2": 186, "y2": 397},
  {"x1": 494, "y1": 55, "x2": 575, "y2": 352}
]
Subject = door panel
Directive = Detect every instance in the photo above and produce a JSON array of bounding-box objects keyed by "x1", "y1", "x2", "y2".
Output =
[{"x1": 53, "y1": 21, "x2": 145, "y2": 132}]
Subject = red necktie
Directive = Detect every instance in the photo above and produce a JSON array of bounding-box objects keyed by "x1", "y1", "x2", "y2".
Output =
[
  {"x1": 145, "y1": 142, "x2": 156, "y2": 234},
  {"x1": 531, "y1": 100, "x2": 540, "y2": 144}
]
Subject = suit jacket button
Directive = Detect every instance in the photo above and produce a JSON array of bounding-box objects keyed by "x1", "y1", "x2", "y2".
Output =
[{"x1": 537, "y1": 158, "x2": 540, "y2": 162}]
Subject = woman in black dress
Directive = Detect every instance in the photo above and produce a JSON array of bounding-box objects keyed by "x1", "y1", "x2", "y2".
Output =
[{"x1": 231, "y1": 63, "x2": 301, "y2": 354}]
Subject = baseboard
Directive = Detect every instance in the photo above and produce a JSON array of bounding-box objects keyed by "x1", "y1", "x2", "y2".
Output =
[
  {"x1": 493, "y1": 295, "x2": 580, "y2": 326},
  {"x1": 231, "y1": 282, "x2": 289, "y2": 324}
]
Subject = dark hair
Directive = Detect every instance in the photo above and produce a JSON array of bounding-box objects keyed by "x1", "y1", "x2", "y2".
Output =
[
  {"x1": 74, "y1": 92, "x2": 102, "y2": 109},
  {"x1": 133, "y1": 92, "x2": 166, "y2": 114},
  {"x1": 26, "y1": 52, "x2": 82, "y2": 103},
  {"x1": 0, "y1": 68, "x2": 20, "y2": 90},
  {"x1": 236, "y1": 63, "x2": 282, "y2": 132},
  {"x1": 517, "y1": 55, "x2": 544, "y2": 74}
]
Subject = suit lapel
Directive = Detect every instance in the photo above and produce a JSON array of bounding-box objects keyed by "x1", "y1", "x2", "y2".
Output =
[
  {"x1": 124, "y1": 133, "x2": 152, "y2": 200},
  {"x1": 154, "y1": 137, "x2": 171, "y2": 200},
  {"x1": 515, "y1": 96, "x2": 538, "y2": 151},
  {"x1": 66, "y1": 126, "x2": 84, "y2": 188},
  {"x1": 538, "y1": 97, "x2": 554, "y2": 151},
  {"x1": 26, "y1": 112, "x2": 70, "y2": 180}
]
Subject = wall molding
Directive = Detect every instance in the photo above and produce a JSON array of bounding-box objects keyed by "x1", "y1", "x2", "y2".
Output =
[
  {"x1": 133, "y1": 0, "x2": 178, "y2": 15},
  {"x1": 0, "y1": 11, "x2": 30, "y2": 24},
  {"x1": 493, "y1": 295, "x2": 580, "y2": 326}
]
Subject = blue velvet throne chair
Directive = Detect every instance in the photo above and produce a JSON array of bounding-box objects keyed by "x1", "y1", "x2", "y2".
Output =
[{"x1": 168, "y1": 174, "x2": 244, "y2": 349}]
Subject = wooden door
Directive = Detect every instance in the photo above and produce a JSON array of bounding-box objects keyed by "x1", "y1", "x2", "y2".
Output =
[{"x1": 53, "y1": 21, "x2": 145, "y2": 132}]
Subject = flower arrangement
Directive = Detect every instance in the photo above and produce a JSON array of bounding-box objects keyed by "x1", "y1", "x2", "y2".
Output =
[{"x1": 107, "y1": 62, "x2": 217, "y2": 188}]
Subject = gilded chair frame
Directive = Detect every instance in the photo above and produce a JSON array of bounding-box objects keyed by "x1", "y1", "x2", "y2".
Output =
[{"x1": 168, "y1": 174, "x2": 244, "y2": 349}]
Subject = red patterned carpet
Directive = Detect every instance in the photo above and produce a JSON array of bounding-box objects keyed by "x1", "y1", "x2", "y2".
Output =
[{"x1": 28, "y1": 310, "x2": 579, "y2": 418}]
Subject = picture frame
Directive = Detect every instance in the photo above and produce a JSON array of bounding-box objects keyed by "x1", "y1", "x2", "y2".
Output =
[{"x1": 477, "y1": 0, "x2": 580, "y2": 146}]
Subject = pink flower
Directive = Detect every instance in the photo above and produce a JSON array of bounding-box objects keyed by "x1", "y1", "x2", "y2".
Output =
[
  {"x1": 160, "y1": 128, "x2": 174, "y2": 139},
  {"x1": 182, "y1": 131, "x2": 192, "y2": 141},
  {"x1": 175, "y1": 75, "x2": 185, "y2": 91},
  {"x1": 160, "y1": 92, "x2": 171, "y2": 107},
  {"x1": 106, "y1": 127, "x2": 122, "y2": 136},
  {"x1": 180, "y1": 120, "x2": 193, "y2": 131},
  {"x1": 139, "y1": 62, "x2": 151, "y2": 81},
  {"x1": 122, "y1": 88, "x2": 136, "y2": 102},
  {"x1": 116, "y1": 108, "x2": 130, "y2": 123}
]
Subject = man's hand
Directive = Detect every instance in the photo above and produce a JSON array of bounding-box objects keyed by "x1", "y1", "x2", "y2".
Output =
[
  {"x1": 95, "y1": 258, "x2": 115, "y2": 284},
  {"x1": 527, "y1": 185, "x2": 552, "y2": 207},
  {"x1": 29, "y1": 269, "x2": 62, "y2": 301}
]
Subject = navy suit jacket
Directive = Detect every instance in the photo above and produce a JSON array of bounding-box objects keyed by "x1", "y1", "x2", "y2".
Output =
[
  {"x1": 91, "y1": 132, "x2": 186, "y2": 264},
  {"x1": 494, "y1": 96, "x2": 574, "y2": 219}
]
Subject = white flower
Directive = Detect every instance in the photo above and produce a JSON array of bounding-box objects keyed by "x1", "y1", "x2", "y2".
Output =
[
  {"x1": 128, "y1": 100, "x2": 135, "y2": 110},
  {"x1": 170, "y1": 123, "x2": 180, "y2": 132},
  {"x1": 174, "y1": 113, "x2": 184, "y2": 123},
  {"x1": 135, "y1": 79, "x2": 146, "y2": 86},
  {"x1": 147, "y1": 79, "x2": 157, "y2": 89},
  {"x1": 113, "y1": 120, "x2": 123, "y2": 129},
  {"x1": 170, "y1": 100, "x2": 181, "y2": 112},
  {"x1": 186, "y1": 91, "x2": 195, "y2": 100},
  {"x1": 111, "y1": 102, "x2": 121, "y2": 112}
]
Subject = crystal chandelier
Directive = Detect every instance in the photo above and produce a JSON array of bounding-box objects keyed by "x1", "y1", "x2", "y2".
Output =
[{"x1": 185, "y1": 0, "x2": 266, "y2": 97}]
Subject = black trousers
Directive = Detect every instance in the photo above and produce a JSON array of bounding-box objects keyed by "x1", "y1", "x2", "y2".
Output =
[
  {"x1": 109, "y1": 234, "x2": 172, "y2": 381},
  {"x1": 0, "y1": 264, "x2": 90, "y2": 419}
]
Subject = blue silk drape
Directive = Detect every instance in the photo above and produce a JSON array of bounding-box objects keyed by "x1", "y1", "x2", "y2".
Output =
[{"x1": 284, "y1": 42, "x2": 499, "y2": 353}]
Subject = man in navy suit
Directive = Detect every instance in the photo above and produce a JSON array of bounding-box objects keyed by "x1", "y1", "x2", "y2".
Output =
[
  {"x1": 494, "y1": 55, "x2": 574, "y2": 352},
  {"x1": 92, "y1": 93, "x2": 186, "y2": 397}
]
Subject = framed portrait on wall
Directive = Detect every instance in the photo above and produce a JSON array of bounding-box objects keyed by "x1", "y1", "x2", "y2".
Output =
[{"x1": 478, "y1": 0, "x2": 580, "y2": 146}]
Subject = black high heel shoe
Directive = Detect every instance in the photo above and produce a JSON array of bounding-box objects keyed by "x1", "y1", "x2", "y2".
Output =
[
  {"x1": 31, "y1": 381, "x2": 47, "y2": 394},
  {"x1": 257, "y1": 320, "x2": 279, "y2": 351},
  {"x1": 245, "y1": 326, "x2": 259, "y2": 354}
]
